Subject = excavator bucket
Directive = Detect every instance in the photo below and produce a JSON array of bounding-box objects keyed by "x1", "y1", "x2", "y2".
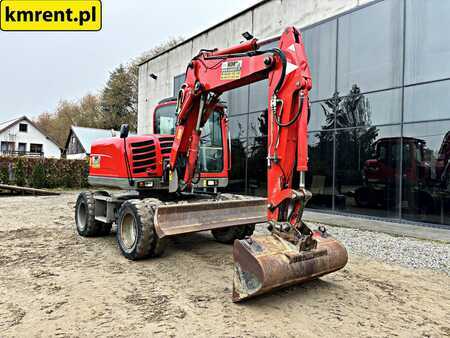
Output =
[{"x1": 232, "y1": 231, "x2": 348, "y2": 302}]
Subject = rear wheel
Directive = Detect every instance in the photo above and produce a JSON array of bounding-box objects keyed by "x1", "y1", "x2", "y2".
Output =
[
  {"x1": 211, "y1": 224, "x2": 255, "y2": 244},
  {"x1": 116, "y1": 200, "x2": 166, "y2": 260},
  {"x1": 75, "y1": 191, "x2": 111, "y2": 237}
]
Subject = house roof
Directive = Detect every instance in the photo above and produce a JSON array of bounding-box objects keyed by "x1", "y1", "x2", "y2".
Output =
[
  {"x1": 0, "y1": 115, "x2": 62, "y2": 149},
  {"x1": 0, "y1": 116, "x2": 23, "y2": 133},
  {"x1": 66, "y1": 126, "x2": 120, "y2": 154}
]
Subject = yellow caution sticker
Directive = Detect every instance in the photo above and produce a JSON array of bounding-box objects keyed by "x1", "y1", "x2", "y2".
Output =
[
  {"x1": 90, "y1": 155, "x2": 100, "y2": 169},
  {"x1": 0, "y1": 0, "x2": 102, "y2": 31},
  {"x1": 221, "y1": 60, "x2": 242, "y2": 80}
]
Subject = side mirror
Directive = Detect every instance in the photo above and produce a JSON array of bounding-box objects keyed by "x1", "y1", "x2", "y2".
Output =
[{"x1": 120, "y1": 124, "x2": 129, "y2": 139}]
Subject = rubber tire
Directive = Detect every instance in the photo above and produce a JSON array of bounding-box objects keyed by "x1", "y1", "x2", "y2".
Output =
[
  {"x1": 116, "y1": 199, "x2": 166, "y2": 260},
  {"x1": 75, "y1": 191, "x2": 111, "y2": 237},
  {"x1": 211, "y1": 224, "x2": 255, "y2": 244}
]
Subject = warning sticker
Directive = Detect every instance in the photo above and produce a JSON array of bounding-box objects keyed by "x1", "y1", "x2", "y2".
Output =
[
  {"x1": 221, "y1": 60, "x2": 242, "y2": 80},
  {"x1": 90, "y1": 155, "x2": 101, "y2": 169}
]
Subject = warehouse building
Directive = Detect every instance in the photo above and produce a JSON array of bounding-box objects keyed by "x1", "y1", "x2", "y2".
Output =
[{"x1": 138, "y1": 0, "x2": 450, "y2": 227}]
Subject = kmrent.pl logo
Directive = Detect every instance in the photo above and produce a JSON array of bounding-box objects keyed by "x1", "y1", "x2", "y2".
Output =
[{"x1": 0, "y1": 0, "x2": 102, "y2": 31}]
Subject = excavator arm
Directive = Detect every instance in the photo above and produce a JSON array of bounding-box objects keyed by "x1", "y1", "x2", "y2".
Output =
[
  {"x1": 169, "y1": 27, "x2": 347, "y2": 301},
  {"x1": 170, "y1": 27, "x2": 311, "y2": 229}
]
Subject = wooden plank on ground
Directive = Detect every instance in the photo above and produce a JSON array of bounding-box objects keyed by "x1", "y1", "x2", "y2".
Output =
[{"x1": 0, "y1": 184, "x2": 60, "y2": 196}]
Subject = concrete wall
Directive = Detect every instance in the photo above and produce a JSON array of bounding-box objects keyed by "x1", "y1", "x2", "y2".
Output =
[
  {"x1": 138, "y1": 0, "x2": 376, "y2": 134},
  {"x1": 0, "y1": 120, "x2": 61, "y2": 158}
]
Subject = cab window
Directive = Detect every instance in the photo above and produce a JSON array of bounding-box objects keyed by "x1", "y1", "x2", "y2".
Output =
[
  {"x1": 154, "y1": 104, "x2": 177, "y2": 135},
  {"x1": 153, "y1": 103, "x2": 224, "y2": 173},
  {"x1": 199, "y1": 112, "x2": 223, "y2": 172}
]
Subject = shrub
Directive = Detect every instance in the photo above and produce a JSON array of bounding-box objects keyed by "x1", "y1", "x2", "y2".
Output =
[
  {"x1": 14, "y1": 159, "x2": 26, "y2": 186},
  {"x1": 0, "y1": 156, "x2": 89, "y2": 189},
  {"x1": 0, "y1": 164, "x2": 9, "y2": 184},
  {"x1": 31, "y1": 161, "x2": 47, "y2": 188}
]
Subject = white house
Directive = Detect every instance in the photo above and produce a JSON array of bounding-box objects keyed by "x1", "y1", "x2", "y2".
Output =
[{"x1": 0, "y1": 116, "x2": 61, "y2": 158}]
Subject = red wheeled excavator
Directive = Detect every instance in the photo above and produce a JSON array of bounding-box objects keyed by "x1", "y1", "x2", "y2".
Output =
[{"x1": 75, "y1": 26, "x2": 347, "y2": 302}]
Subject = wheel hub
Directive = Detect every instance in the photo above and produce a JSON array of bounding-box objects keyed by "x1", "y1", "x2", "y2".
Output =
[
  {"x1": 77, "y1": 202, "x2": 87, "y2": 231},
  {"x1": 121, "y1": 213, "x2": 137, "y2": 250}
]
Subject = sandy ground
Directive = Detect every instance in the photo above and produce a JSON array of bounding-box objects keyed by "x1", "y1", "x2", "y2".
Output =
[{"x1": 0, "y1": 192, "x2": 449, "y2": 338}]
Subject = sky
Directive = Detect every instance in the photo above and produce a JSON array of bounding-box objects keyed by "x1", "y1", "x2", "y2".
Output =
[{"x1": 0, "y1": 0, "x2": 258, "y2": 122}]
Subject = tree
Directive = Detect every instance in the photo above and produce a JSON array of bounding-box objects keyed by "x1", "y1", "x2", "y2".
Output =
[
  {"x1": 309, "y1": 85, "x2": 380, "y2": 189},
  {"x1": 35, "y1": 94, "x2": 102, "y2": 147},
  {"x1": 100, "y1": 65, "x2": 135, "y2": 130},
  {"x1": 99, "y1": 37, "x2": 184, "y2": 132},
  {"x1": 78, "y1": 94, "x2": 103, "y2": 128},
  {"x1": 35, "y1": 37, "x2": 184, "y2": 143}
]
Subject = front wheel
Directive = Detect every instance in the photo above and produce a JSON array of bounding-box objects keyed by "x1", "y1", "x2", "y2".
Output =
[
  {"x1": 75, "y1": 191, "x2": 111, "y2": 237},
  {"x1": 211, "y1": 224, "x2": 255, "y2": 244},
  {"x1": 116, "y1": 200, "x2": 166, "y2": 260}
]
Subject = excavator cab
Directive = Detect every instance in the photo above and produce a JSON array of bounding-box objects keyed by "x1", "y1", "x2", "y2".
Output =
[
  {"x1": 153, "y1": 98, "x2": 230, "y2": 181},
  {"x1": 153, "y1": 98, "x2": 229, "y2": 191}
]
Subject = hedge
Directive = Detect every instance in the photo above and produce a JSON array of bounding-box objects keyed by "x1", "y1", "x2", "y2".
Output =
[{"x1": 0, "y1": 156, "x2": 89, "y2": 189}]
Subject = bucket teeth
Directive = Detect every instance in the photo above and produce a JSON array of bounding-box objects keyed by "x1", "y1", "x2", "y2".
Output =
[{"x1": 232, "y1": 234, "x2": 348, "y2": 302}]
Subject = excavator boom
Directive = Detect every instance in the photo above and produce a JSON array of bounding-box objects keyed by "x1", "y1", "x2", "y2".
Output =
[{"x1": 169, "y1": 27, "x2": 347, "y2": 301}]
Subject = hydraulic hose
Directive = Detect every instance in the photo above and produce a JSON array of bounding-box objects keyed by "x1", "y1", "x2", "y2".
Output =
[{"x1": 274, "y1": 92, "x2": 308, "y2": 128}]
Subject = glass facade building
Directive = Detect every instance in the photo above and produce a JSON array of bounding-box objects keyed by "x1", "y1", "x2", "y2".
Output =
[{"x1": 174, "y1": 0, "x2": 450, "y2": 228}]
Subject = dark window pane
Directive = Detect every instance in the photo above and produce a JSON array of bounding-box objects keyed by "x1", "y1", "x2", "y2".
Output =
[
  {"x1": 228, "y1": 114, "x2": 247, "y2": 140},
  {"x1": 335, "y1": 125, "x2": 401, "y2": 218},
  {"x1": 239, "y1": 41, "x2": 277, "y2": 113},
  {"x1": 362, "y1": 89, "x2": 402, "y2": 126},
  {"x1": 402, "y1": 121, "x2": 450, "y2": 226},
  {"x1": 404, "y1": 81, "x2": 450, "y2": 122},
  {"x1": 19, "y1": 123, "x2": 28, "y2": 132},
  {"x1": 226, "y1": 138, "x2": 247, "y2": 194},
  {"x1": 310, "y1": 99, "x2": 335, "y2": 131},
  {"x1": 227, "y1": 86, "x2": 249, "y2": 116},
  {"x1": 258, "y1": 40, "x2": 278, "y2": 52},
  {"x1": 336, "y1": 88, "x2": 402, "y2": 128},
  {"x1": 314, "y1": 88, "x2": 402, "y2": 130},
  {"x1": 248, "y1": 111, "x2": 268, "y2": 138},
  {"x1": 337, "y1": 0, "x2": 403, "y2": 93},
  {"x1": 303, "y1": 19, "x2": 337, "y2": 101},
  {"x1": 306, "y1": 131, "x2": 334, "y2": 210},
  {"x1": 405, "y1": 0, "x2": 450, "y2": 84},
  {"x1": 249, "y1": 79, "x2": 268, "y2": 113},
  {"x1": 30, "y1": 143, "x2": 43, "y2": 154},
  {"x1": 1, "y1": 142, "x2": 14, "y2": 152},
  {"x1": 247, "y1": 137, "x2": 267, "y2": 197},
  {"x1": 173, "y1": 74, "x2": 185, "y2": 97}
]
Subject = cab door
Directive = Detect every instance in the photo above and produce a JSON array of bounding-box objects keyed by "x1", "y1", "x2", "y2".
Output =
[{"x1": 153, "y1": 101, "x2": 229, "y2": 183}]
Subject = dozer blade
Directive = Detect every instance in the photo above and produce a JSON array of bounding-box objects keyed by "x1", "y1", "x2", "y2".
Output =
[
  {"x1": 153, "y1": 197, "x2": 267, "y2": 238},
  {"x1": 232, "y1": 232, "x2": 348, "y2": 302}
]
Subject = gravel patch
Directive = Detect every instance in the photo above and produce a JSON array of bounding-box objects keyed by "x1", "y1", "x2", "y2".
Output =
[{"x1": 256, "y1": 223, "x2": 450, "y2": 275}]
